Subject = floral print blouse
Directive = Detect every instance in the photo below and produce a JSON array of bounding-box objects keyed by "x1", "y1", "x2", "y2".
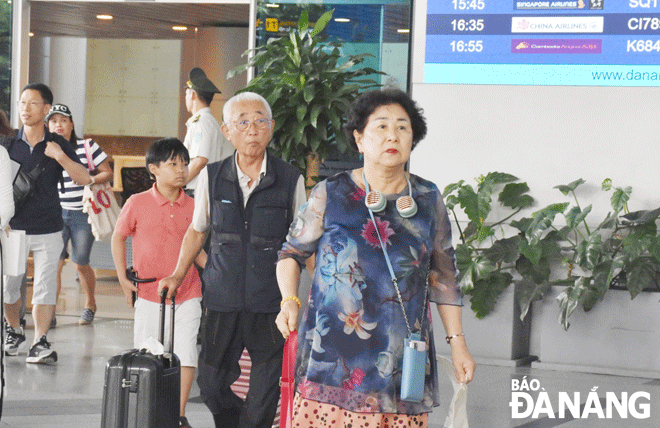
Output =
[{"x1": 278, "y1": 171, "x2": 462, "y2": 414}]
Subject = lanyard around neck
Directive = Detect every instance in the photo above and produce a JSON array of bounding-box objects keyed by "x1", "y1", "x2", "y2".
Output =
[{"x1": 364, "y1": 172, "x2": 428, "y2": 337}]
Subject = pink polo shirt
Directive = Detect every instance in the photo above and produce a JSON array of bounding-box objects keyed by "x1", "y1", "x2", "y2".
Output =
[{"x1": 115, "y1": 184, "x2": 202, "y2": 304}]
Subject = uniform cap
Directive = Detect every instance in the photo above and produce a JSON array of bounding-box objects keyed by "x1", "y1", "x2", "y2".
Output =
[{"x1": 186, "y1": 67, "x2": 221, "y2": 95}]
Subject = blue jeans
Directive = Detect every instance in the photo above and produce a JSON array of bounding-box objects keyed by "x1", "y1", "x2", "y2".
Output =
[{"x1": 60, "y1": 209, "x2": 95, "y2": 265}]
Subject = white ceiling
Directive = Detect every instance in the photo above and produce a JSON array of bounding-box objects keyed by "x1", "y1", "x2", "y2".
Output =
[{"x1": 30, "y1": 1, "x2": 250, "y2": 39}]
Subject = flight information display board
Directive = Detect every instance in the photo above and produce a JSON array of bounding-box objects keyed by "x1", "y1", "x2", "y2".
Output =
[{"x1": 425, "y1": 0, "x2": 660, "y2": 86}]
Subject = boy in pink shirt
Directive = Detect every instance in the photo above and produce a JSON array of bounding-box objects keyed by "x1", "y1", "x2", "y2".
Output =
[{"x1": 111, "y1": 138, "x2": 205, "y2": 428}]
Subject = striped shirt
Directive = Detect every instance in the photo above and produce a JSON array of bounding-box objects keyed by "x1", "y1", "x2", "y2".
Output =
[{"x1": 59, "y1": 139, "x2": 108, "y2": 211}]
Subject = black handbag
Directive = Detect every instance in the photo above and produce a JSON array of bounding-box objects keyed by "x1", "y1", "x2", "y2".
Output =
[{"x1": 13, "y1": 161, "x2": 46, "y2": 211}]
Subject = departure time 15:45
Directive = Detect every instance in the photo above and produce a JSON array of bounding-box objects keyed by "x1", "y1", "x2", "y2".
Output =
[{"x1": 452, "y1": 0, "x2": 485, "y2": 10}]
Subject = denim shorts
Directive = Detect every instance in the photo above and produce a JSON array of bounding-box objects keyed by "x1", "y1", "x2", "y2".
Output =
[{"x1": 60, "y1": 209, "x2": 95, "y2": 265}]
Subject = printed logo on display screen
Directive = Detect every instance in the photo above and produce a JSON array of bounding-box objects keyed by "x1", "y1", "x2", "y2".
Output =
[{"x1": 509, "y1": 376, "x2": 651, "y2": 420}]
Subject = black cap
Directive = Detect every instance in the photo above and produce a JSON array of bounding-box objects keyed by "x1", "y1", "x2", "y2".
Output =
[
  {"x1": 186, "y1": 67, "x2": 221, "y2": 95},
  {"x1": 46, "y1": 104, "x2": 73, "y2": 122}
]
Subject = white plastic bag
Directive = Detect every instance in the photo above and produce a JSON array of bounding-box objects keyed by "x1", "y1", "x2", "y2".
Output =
[
  {"x1": 438, "y1": 356, "x2": 469, "y2": 428},
  {"x1": 0, "y1": 229, "x2": 26, "y2": 277}
]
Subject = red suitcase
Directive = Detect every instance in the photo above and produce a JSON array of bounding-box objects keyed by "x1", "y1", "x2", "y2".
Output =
[{"x1": 100, "y1": 289, "x2": 180, "y2": 428}]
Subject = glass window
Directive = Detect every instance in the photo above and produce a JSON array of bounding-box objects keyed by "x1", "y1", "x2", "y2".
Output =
[{"x1": 256, "y1": 0, "x2": 412, "y2": 91}]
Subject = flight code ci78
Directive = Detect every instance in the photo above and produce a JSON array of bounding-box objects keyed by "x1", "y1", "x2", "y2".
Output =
[{"x1": 628, "y1": 17, "x2": 660, "y2": 30}]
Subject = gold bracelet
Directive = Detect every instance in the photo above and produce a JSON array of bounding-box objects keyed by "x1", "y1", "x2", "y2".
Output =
[
  {"x1": 445, "y1": 332, "x2": 465, "y2": 344},
  {"x1": 280, "y1": 295, "x2": 301, "y2": 309}
]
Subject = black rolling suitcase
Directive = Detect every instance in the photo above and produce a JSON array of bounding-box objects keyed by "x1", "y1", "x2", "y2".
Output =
[{"x1": 100, "y1": 286, "x2": 180, "y2": 428}]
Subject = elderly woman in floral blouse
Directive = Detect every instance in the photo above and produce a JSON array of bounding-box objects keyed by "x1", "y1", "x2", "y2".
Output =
[{"x1": 275, "y1": 88, "x2": 476, "y2": 428}]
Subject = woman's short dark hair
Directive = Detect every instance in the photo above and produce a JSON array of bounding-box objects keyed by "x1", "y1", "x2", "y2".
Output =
[
  {"x1": 344, "y1": 88, "x2": 427, "y2": 152},
  {"x1": 145, "y1": 138, "x2": 190, "y2": 180}
]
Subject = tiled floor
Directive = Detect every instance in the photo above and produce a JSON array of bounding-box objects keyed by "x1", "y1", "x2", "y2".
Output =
[{"x1": 1, "y1": 264, "x2": 658, "y2": 427}]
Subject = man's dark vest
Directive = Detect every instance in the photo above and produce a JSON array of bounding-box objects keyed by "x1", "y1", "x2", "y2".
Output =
[{"x1": 203, "y1": 150, "x2": 301, "y2": 312}]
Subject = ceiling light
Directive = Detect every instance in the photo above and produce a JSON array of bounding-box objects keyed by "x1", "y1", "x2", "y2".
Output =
[
  {"x1": 266, "y1": 3, "x2": 279, "y2": 7},
  {"x1": 96, "y1": 14, "x2": 113, "y2": 20},
  {"x1": 334, "y1": 18, "x2": 350, "y2": 23},
  {"x1": 397, "y1": 29, "x2": 410, "y2": 33},
  {"x1": 29, "y1": 32, "x2": 34, "y2": 37},
  {"x1": 172, "y1": 26, "x2": 188, "y2": 31}
]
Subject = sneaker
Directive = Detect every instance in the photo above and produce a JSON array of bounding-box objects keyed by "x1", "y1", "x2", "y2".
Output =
[
  {"x1": 26, "y1": 335, "x2": 58, "y2": 364},
  {"x1": 179, "y1": 416, "x2": 193, "y2": 428},
  {"x1": 4, "y1": 326, "x2": 26, "y2": 356},
  {"x1": 78, "y1": 308, "x2": 95, "y2": 325}
]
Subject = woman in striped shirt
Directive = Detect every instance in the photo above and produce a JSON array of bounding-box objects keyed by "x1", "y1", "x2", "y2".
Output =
[{"x1": 48, "y1": 104, "x2": 113, "y2": 325}]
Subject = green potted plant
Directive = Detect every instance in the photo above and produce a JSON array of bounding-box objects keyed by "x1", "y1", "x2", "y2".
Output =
[
  {"x1": 444, "y1": 173, "x2": 660, "y2": 373},
  {"x1": 228, "y1": 9, "x2": 383, "y2": 188},
  {"x1": 440, "y1": 172, "x2": 536, "y2": 363}
]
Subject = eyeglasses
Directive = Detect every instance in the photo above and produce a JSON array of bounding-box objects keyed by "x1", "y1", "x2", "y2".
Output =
[
  {"x1": 231, "y1": 118, "x2": 271, "y2": 131},
  {"x1": 18, "y1": 101, "x2": 45, "y2": 109}
]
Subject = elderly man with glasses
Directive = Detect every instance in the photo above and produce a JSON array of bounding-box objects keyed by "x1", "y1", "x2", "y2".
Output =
[{"x1": 159, "y1": 91, "x2": 306, "y2": 428}]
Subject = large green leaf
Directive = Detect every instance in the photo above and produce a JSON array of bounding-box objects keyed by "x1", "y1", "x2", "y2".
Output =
[
  {"x1": 309, "y1": 105, "x2": 322, "y2": 128},
  {"x1": 557, "y1": 276, "x2": 588, "y2": 330},
  {"x1": 483, "y1": 236, "x2": 521, "y2": 264},
  {"x1": 610, "y1": 186, "x2": 631, "y2": 213},
  {"x1": 589, "y1": 255, "x2": 624, "y2": 308},
  {"x1": 498, "y1": 182, "x2": 534, "y2": 209},
  {"x1": 625, "y1": 257, "x2": 660, "y2": 298},
  {"x1": 456, "y1": 185, "x2": 479, "y2": 224},
  {"x1": 575, "y1": 232, "x2": 602, "y2": 270},
  {"x1": 475, "y1": 225, "x2": 494, "y2": 243},
  {"x1": 311, "y1": 9, "x2": 334, "y2": 37},
  {"x1": 621, "y1": 228, "x2": 655, "y2": 260},
  {"x1": 519, "y1": 240, "x2": 543, "y2": 266},
  {"x1": 445, "y1": 195, "x2": 459, "y2": 211},
  {"x1": 515, "y1": 276, "x2": 552, "y2": 321},
  {"x1": 298, "y1": 10, "x2": 309, "y2": 33},
  {"x1": 442, "y1": 181, "x2": 464, "y2": 198},
  {"x1": 456, "y1": 253, "x2": 496, "y2": 293},
  {"x1": 554, "y1": 178, "x2": 586, "y2": 196},
  {"x1": 565, "y1": 204, "x2": 592, "y2": 230},
  {"x1": 469, "y1": 273, "x2": 512, "y2": 319},
  {"x1": 516, "y1": 254, "x2": 551, "y2": 283},
  {"x1": 526, "y1": 203, "x2": 569, "y2": 245},
  {"x1": 622, "y1": 207, "x2": 660, "y2": 225},
  {"x1": 296, "y1": 103, "x2": 307, "y2": 122},
  {"x1": 648, "y1": 235, "x2": 660, "y2": 263},
  {"x1": 485, "y1": 172, "x2": 518, "y2": 184},
  {"x1": 511, "y1": 217, "x2": 533, "y2": 233}
]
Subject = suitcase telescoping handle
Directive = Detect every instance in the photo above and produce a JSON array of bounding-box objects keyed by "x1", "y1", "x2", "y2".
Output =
[
  {"x1": 159, "y1": 289, "x2": 175, "y2": 355},
  {"x1": 126, "y1": 266, "x2": 157, "y2": 306}
]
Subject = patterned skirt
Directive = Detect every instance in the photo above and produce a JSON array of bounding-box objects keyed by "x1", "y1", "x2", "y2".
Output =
[{"x1": 291, "y1": 393, "x2": 429, "y2": 428}]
